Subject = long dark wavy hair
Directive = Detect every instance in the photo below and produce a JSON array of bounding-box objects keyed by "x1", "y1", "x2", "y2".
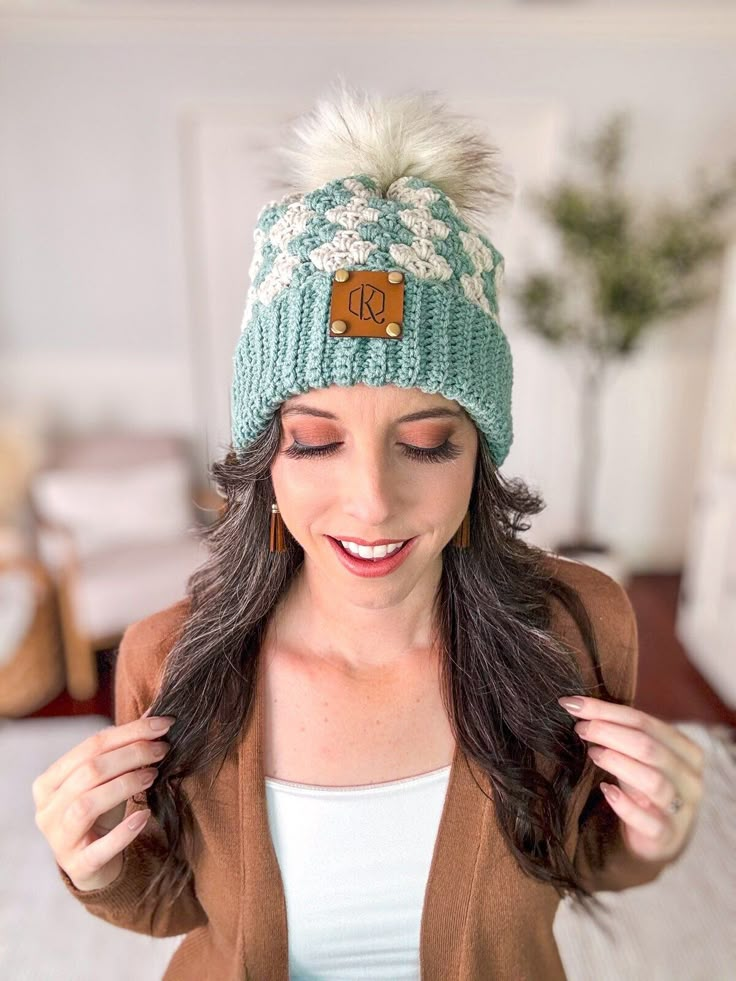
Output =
[{"x1": 132, "y1": 406, "x2": 623, "y2": 934}]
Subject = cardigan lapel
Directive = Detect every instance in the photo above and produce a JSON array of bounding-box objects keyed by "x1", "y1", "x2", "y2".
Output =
[
  {"x1": 419, "y1": 743, "x2": 491, "y2": 979},
  {"x1": 239, "y1": 652, "x2": 491, "y2": 980},
  {"x1": 240, "y1": 653, "x2": 290, "y2": 981}
]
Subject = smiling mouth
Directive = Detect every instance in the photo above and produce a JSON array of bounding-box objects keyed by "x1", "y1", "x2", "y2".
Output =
[{"x1": 328, "y1": 536, "x2": 413, "y2": 559}]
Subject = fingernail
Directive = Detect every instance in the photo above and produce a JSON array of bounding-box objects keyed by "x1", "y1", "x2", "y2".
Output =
[
  {"x1": 149, "y1": 716, "x2": 176, "y2": 731},
  {"x1": 601, "y1": 782, "x2": 620, "y2": 802},
  {"x1": 559, "y1": 697, "x2": 584, "y2": 713},
  {"x1": 127, "y1": 809, "x2": 150, "y2": 830},
  {"x1": 140, "y1": 769, "x2": 157, "y2": 788}
]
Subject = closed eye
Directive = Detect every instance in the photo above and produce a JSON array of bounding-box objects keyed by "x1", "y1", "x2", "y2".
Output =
[{"x1": 283, "y1": 440, "x2": 462, "y2": 463}]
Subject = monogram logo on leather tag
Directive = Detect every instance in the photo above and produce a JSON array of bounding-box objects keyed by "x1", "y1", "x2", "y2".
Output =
[{"x1": 329, "y1": 269, "x2": 405, "y2": 339}]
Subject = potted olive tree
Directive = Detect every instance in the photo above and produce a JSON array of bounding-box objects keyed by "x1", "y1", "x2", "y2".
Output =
[{"x1": 512, "y1": 112, "x2": 736, "y2": 576}]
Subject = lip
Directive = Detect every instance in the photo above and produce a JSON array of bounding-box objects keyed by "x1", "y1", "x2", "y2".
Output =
[{"x1": 325, "y1": 535, "x2": 417, "y2": 578}]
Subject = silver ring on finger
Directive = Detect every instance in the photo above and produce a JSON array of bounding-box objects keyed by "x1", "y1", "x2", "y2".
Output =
[{"x1": 666, "y1": 793, "x2": 684, "y2": 815}]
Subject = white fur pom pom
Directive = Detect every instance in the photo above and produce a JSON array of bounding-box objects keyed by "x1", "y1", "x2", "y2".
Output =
[{"x1": 271, "y1": 77, "x2": 514, "y2": 231}]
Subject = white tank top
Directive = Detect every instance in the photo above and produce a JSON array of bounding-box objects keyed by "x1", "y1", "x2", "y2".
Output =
[{"x1": 264, "y1": 764, "x2": 452, "y2": 980}]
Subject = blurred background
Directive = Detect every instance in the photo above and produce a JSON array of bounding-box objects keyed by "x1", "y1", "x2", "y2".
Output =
[{"x1": 1, "y1": 2, "x2": 735, "y2": 978}]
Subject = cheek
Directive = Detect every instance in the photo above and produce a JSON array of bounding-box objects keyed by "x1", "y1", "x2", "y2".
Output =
[
  {"x1": 422, "y1": 473, "x2": 470, "y2": 524},
  {"x1": 270, "y1": 459, "x2": 328, "y2": 524},
  {"x1": 438, "y1": 452, "x2": 476, "y2": 525}
]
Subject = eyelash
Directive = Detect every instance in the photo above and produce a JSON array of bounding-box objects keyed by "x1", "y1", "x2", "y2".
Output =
[{"x1": 283, "y1": 439, "x2": 462, "y2": 464}]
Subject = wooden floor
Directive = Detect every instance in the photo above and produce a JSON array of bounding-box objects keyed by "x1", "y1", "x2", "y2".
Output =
[
  {"x1": 26, "y1": 572, "x2": 736, "y2": 728},
  {"x1": 627, "y1": 573, "x2": 735, "y2": 727}
]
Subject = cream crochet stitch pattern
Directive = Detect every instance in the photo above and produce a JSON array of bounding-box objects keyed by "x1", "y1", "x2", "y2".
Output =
[{"x1": 231, "y1": 170, "x2": 514, "y2": 466}]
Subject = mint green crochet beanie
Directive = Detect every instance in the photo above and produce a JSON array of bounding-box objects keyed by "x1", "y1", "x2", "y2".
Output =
[{"x1": 231, "y1": 83, "x2": 515, "y2": 466}]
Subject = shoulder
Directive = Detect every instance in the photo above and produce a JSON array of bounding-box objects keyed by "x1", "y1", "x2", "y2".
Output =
[
  {"x1": 115, "y1": 597, "x2": 192, "y2": 706},
  {"x1": 538, "y1": 551, "x2": 639, "y2": 701},
  {"x1": 541, "y1": 551, "x2": 636, "y2": 628}
]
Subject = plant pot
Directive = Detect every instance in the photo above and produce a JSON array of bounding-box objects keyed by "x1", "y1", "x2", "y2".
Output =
[{"x1": 553, "y1": 540, "x2": 630, "y2": 587}]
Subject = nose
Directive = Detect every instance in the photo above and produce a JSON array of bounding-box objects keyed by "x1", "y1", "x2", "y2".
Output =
[{"x1": 339, "y1": 442, "x2": 404, "y2": 529}]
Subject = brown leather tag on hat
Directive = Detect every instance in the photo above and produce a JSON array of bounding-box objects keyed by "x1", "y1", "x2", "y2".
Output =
[{"x1": 329, "y1": 269, "x2": 404, "y2": 339}]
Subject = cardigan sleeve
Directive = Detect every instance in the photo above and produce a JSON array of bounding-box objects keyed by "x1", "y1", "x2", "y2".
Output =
[
  {"x1": 56, "y1": 613, "x2": 208, "y2": 937},
  {"x1": 571, "y1": 579, "x2": 684, "y2": 892}
]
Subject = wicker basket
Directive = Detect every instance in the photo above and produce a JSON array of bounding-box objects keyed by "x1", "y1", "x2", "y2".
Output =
[{"x1": 0, "y1": 558, "x2": 65, "y2": 717}]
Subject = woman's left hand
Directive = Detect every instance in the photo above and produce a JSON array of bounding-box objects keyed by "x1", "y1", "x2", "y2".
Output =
[{"x1": 558, "y1": 695, "x2": 705, "y2": 863}]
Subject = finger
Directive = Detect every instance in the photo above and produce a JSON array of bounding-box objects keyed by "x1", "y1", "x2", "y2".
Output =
[
  {"x1": 616, "y1": 777, "x2": 689, "y2": 819},
  {"x1": 599, "y1": 781, "x2": 671, "y2": 841},
  {"x1": 44, "y1": 765, "x2": 159, "y2": 855},
  {"x1": 560, "y1": 697, "x2": 704, "y2": 775},
  {"x1": 59, "y1": 738, "x2": 171, "y2": 807},
  {"x1": 585, "y1": 743, "x2": 699, "y2": 811},
  {"x1": 40, "y1": 737, "x2": 170, "y2": 848},
  {"x1": 616, "y1": 778, "x2": 657, "y2": 810},
  {"x1": 65, "y1": 807, "x2": 151, "y2": 887},
  {"x1": 32, "y1": 716, "x2": 175, "y2": 808},
  {"x1": 574, "y1": 719, "x2": 700, "y2": 789}
]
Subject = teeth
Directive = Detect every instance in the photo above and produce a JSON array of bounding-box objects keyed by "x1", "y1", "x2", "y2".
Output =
[{"x1": 339, "y1": 540, "x2": 405, "y2": 560}]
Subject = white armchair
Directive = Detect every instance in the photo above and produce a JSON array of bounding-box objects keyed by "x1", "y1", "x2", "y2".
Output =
[{"x1": 28, "y1": 432, "x2": 211, "y2": 700}]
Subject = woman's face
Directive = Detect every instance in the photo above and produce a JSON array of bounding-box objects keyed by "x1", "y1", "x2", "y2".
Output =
[{"x1": 270, "y1": 383, "x2": 478, "y2": 592}]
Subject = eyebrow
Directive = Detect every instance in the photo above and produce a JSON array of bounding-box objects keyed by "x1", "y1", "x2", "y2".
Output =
[{"x1": 280, "y1": 405, "x2": 464, "y2": 423}]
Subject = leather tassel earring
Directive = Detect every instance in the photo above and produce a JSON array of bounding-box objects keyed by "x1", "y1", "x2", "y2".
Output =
[
  {"x1": 269, "y1": 502, "x2": 287, "y2": 552},
  {"x1": 451, "y1": 509, "x2": 471, "y2": 548}
]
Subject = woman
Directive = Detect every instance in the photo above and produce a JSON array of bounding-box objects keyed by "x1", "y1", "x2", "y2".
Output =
[{"x1": 36, "y1": 82, "x2": 704, "y2": 980}]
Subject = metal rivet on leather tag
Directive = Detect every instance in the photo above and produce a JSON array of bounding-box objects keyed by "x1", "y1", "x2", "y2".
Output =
[{"x1": 329, "y1": 269, "x2": 405, "y2": 340}]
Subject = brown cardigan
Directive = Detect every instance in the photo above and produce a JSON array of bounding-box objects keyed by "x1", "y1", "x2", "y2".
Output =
[{"x1": 57, "y1": 554, "x2": 677, "y2": 980}]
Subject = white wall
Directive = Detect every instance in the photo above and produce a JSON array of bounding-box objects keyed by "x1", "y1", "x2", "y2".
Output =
[{"x1": 1, "y1": 1, "x2": 735, "y2": 570}]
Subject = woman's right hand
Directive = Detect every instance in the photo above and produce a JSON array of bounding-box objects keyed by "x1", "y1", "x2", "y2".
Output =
[{"x1": 33, "y1": 715, "x2": 175, "y2": 892}]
